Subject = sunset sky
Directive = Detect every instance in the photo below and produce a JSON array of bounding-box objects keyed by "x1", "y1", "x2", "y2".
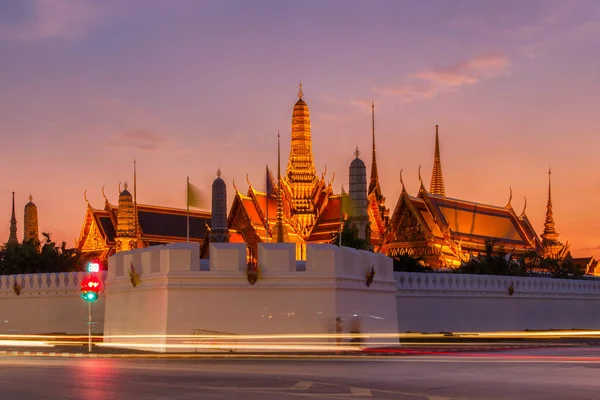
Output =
[{"x1": 1, "y1": 0, "x2": 599, "y2": 256}]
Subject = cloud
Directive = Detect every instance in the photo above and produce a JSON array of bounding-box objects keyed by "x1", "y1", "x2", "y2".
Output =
[
  {"x1": 106, "y1": 129, "x2": 168, "y2": 152},
  {"x1": 351, "y1": 98, "x2": 374, "y2": 112},
  {"x1": 0, "y1": 0, "x2": 101, "y2": 41},
  {"x1": 376, "y1": 55, "x2": 511, "y2": 103}
]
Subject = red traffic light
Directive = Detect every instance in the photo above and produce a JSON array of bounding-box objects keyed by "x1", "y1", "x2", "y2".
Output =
[{"x1": 81, "y1": 275, "x2": 101, "y2": 302}]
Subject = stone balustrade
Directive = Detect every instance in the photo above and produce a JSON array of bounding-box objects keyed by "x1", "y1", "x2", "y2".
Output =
[
  {"x1": 395, "y1": 272, "x2": 600, "y2": 298},
  {"x1": 0, "y1": 271, "x2": 107, "y2": 294}
]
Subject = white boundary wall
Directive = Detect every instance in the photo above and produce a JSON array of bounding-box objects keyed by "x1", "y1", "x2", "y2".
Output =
[
  {"x1": 395, "y1": 272, "x2": 600, "y2": 333},
  {"x1": 0, "y1": 272, "x2": 106, "y2": 334},
  {"x1": 103, "y1": 242, "x2": 398, "y2": 352}
]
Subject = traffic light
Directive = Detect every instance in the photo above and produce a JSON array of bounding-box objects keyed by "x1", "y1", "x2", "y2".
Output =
[
  {"x1": 81, "y1": 275, "x2": 101, "y2": 302},
  {"x1": 87, "y1": 261, "x2": 100, "y2": 273}
]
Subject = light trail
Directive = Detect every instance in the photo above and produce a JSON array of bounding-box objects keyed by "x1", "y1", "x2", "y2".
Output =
[{"x1": 0, "y1": 340, "x2": 54, "y2": 347}]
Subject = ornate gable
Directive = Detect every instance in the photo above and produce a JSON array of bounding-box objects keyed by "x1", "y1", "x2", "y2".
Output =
[
  {"x1": 385, "y1": 190, "x2": 430, "y2": 244},
  {"x1": 393, "y1": 206, "x2": 427, "y2": 242},
  {"x1": 82, "y1": 219, "x2": 107, "y2": 252}
]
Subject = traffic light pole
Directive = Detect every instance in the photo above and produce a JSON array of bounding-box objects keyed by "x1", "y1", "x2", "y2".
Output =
[{"x1": 88, "y1": 302, "x2": 92, "y2": 353}]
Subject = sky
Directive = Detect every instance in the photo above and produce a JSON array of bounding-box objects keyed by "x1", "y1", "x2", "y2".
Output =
[{"x1": 0, "y1": 0, "x2": 599, "y2": 256}]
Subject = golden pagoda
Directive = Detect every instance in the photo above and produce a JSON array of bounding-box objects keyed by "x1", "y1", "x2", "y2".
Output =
[
  {"x1": 23, "y1": 194, "x2": 39, "y2": 243},
  {"x1": 540, "y1": 168, "x2": 570, "y2": 259},
  {"x1": 226, "y1": 84, "x2": 343, "y2": 260}
]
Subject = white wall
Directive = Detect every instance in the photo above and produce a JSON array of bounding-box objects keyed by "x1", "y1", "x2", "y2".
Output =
[
  {"x1": 0, "y1": 272, "x2": 106, "y2": 334},
  {"x1": 103, "y1": 242, "x2": 397, "y2": 352},
  {"x1": 395, "y1": 272, "x2": 600, "y2": 333}
]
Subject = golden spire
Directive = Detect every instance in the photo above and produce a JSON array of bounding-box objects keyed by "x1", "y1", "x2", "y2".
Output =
[
  {"x1": 24, "y1": 193, "x2": 39, "y2": 243},
  {"x1": 429, "y1": 124, "x2": 446, "y2": 196},
  {"x1": 298, "y1": 81, "x2": 303, "y2": 99},
  {"x1": 368, "y1": 101, "x2": 381, "y2": 197},
  {"x1": 276, "y1": 130, "x2": 285, "y2": 243},
  {"x1": 541, "y1": 167, "x2": 559, "y2": 243},
  {"x1": 285, "y1": 83, "x2": 317, "y2": 234}
]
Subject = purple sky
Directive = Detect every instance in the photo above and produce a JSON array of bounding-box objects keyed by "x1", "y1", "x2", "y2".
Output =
[{"x1": 1, "y1": 0, "x2": 599, "y2": 255}]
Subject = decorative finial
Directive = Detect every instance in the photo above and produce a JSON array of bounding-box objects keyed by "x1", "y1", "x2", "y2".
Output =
[
  {"x1": 232, "y1": 178, "x2": 238, "y2": 192},
  {"x1": 354, "y1": 146, "x2": 361, "y2": 158},
  {"x1": 28, "y1": 194, "x2": 32, "y2": 203},
  {"x1": 102, "y1": 185, "x2": 107, "y2": 200},
  {"x1": 217, "y1": 167, "x2": 222, "y2": 177},
  {"x1": 118, "y1": 182, "x2": 122, "y2": 193},
  {"x1": 298, "y1": 81, "x2": 303, "y2": 99},
  {"x1": 521, "y1": 196, "x2": 527, "y2": 216},
  {"x1": 400, "y1": 169, "x2": 405, "y2": 189},
  {"x1": 84, "y1": 190, "x2": 89, "y2": 204},
  {"x1": 506, "y1": 186, "x2": 513, "y2": 208},
  {"x1": 246, "y1": 173, "x2": 251, "y2": 187},
  {"x1": 123, "y1": 181, "x2": 128, "y2": 191},
  {"x1": 418, "y1": 165, "x2": 422, "y2": 182}
]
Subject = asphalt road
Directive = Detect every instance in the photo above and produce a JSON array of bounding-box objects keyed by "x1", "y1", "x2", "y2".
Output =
[{"x1": 1, "y1": 347, "x2": 600, "y2": 400}]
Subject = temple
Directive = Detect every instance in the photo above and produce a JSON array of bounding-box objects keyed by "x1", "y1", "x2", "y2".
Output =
[
  {"x1": 76, "y1": 165, "x2": 211, "y2": 261},
  {"x1": 225, "y1": 84, "x2": 344, "y2": 260},
  {"x1": 380, "y1": 125, "x2": 547, "y2": 268}
]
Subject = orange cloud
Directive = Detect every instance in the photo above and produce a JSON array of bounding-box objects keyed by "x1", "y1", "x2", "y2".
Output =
[
  {"x1": 106, "y1": 129, "x2": 168, "y2": 152},
  {"x1": 376, "y1": 55, "x2": 511, "y2": 102}
]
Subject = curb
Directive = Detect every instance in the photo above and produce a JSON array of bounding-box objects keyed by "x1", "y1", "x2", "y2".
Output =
[
  {"x1": 361, "y1": 343, "x2": 590, "y2": 354},
  {"x1": 1, "y1": 343, "x2": 593, "y2": 359}
]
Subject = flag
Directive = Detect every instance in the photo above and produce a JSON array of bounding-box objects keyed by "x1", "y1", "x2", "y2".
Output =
[
  {"x1": 187, "y1": 179, "x2": 205, "y2": 209},
  {"x1": 266, "y1": 166, "x2": 275, "y2": 197},
  {"x1": 341, "y1": 185, "x2": 354, "y2": 216},
  {"x1": 129, "y1": 262, "x2": 140, "y2": 288}
]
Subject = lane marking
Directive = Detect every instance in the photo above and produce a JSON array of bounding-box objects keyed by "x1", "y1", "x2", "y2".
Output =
[
  {"x1": 349, "y1": 387, "x2": 372, "y2": 397},
  {"x1": 293, "y1": 381, "x2": 314, "y2": 390}
]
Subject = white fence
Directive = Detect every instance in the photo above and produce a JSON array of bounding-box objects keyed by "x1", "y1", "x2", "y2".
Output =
[
  {"x1": 0, "y1": 272, "x2": 106, "y2": 334},
  {"x1": 395, "y1": 272, "x2": 600, "y2": 333}
]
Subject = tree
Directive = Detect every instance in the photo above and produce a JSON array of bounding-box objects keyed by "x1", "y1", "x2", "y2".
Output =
[
  {"x1": 393, "y1": 254, "x2": 433, "y2": 272},
  {"x1": 0, "y1": 232, "x2": 84, "y2": 275},
  {"x1": 331, "y1": 223, "x2": 371, "y2": 251},
  {"x1": 456, "y1": 240, "x2": 528, "y2": 276}
]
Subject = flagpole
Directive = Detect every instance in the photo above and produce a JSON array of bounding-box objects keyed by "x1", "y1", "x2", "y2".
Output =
[
  {"x1": 339, "y1": 185, "x2": 343, "y2": 247},
  {"x1": 186, "y1": 176, "x2": 190, "y2": 242},
  {"x1": 265, "y1": 164, "x2": 269, "y2": 244}
]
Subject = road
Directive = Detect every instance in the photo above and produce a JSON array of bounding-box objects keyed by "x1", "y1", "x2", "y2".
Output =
[{"x1": 1, "y1": 347, "x2": 599, "y2": 399}]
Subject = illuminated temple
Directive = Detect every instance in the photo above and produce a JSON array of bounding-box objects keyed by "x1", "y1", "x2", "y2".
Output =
[
  {"x1": 70, "y1": 85, "x2": 599, "y2": 275},
  {"x1": 76, "y1": 177, "x2": 211, "y2": 261},
  {"x1": 379, "y1": 125, "x2": 573, "y2": 269},
  {"x1": 222, "y1": 84, "x2": 345, "y2": 260}
]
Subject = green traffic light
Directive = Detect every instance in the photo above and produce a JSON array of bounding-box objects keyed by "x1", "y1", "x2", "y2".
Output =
[{"x1": 81, "y1": 292, "x2": 98, "y2": 302}]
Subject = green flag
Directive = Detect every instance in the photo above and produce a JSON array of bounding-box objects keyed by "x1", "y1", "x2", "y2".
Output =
[{"x1": 187, "y1": 179, "x2": 204, "y2": 209}]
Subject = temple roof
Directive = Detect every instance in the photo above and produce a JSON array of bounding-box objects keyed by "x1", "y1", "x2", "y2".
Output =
[
  {"x1": 426, "y1": 194, "x2": 529, "y2": 244},
  {"x1": 78, "y1": 201, "x2": 211, "y2": 250},
  {"x1": 229, "y1": 185, "x2": 340, "y2": 245},
  {"x1": 384, "y1": 186, "x2": 542, "y2": 258}
]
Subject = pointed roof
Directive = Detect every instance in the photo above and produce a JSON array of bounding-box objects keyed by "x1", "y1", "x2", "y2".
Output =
[
  {"x1": 8, "y1": 191, "x2": 18, "y2": 245},
  {"x1": 368, "y1": 102, "x2": 382, "y2": 198},
  {"x1": 429, "y1": 125, "x2": 446, "y2": 196},
  {"x1": 541, "y1": 167, "x2": 559, "y2": 243}
]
